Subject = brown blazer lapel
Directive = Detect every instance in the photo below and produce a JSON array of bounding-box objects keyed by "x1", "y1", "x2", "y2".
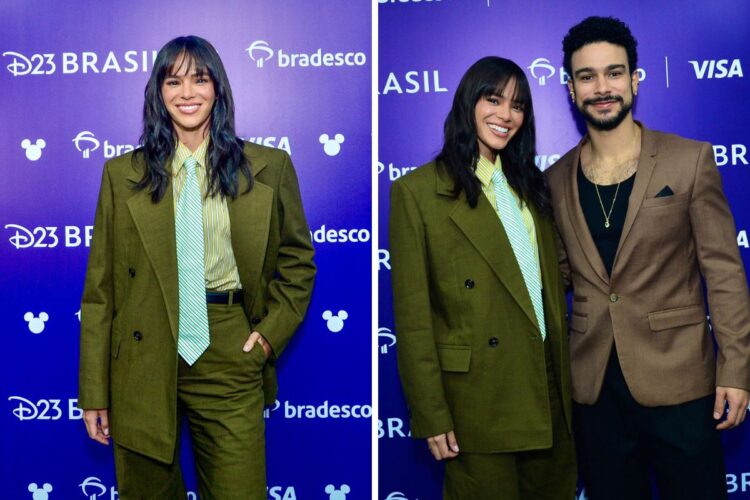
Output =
[
  {"x1": 229, "y1": 152, "x2": 273, "y2": 305},
  {"x1": 125, "y1": 170, "x2": 180, "y2": 340},
  {"x1": 563, "y1": 140, "x2": 610, "y2": 285},
  {"x1": 439, "y1": 174, "x2": 539, "y2": 331},
  {"x1": 611, "y1": 125, "x2": 657, "y2": 276}
]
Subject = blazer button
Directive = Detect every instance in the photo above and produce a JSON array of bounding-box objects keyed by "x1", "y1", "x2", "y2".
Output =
[
  {"x1": 128, "y1": 267, "x2": 136, "y2": 278},
  {"x1": 251, "y1": 316, "x2": 261, "y2": 325},
  {"x1": 609, "y1": 293, "x2": 619, "y2": 303},
  {"x1": 133, "y1": 331, "x2": 143, "y2": 341},
  {"x1": 464, "y1": 279, "x2": 475, "y2": 289},
  {"x1": 488, "y1": 337, "x2": 499, "y2": 347}
]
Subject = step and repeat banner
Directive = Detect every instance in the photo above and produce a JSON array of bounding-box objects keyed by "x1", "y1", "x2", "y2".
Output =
[
  {"x1": 0, "y1": 1, "x2": 371, "y2": 499},
  {"x1": 378, "y1": 1, "x2": 749, "y2": 499}
]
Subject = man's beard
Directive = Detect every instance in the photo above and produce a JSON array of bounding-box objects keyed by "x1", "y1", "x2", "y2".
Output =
[{"x1": 579, "y1": 95, "x2": 633, "y2": 131}]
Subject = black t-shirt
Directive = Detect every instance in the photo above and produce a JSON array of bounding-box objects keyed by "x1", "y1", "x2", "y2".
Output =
[{"x1": 577, "y1": 163, "x2": 636, "y2": 276}]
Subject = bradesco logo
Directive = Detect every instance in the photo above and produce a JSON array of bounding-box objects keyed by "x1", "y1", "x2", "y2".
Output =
[
  {"x1": 246, "y1": 40, "x2": 366, "y2": 69},
  {"x1": 2, "y1": 49, "x2": 157, "y2": 77},
  {"x1": 283, "y1": 400, "x2": 372, "y2": 419},
  {"x1": 79, "y1": 477, "x2": 197, "y2": 499},
  {"x1": 527, "y1": 57, "x2": 647, "y2": 86},
  {"x1": 310, "y1": 225, "x2": 370, "y2": 244},
  {"x1": 73, "y1": 131, "x2": 135, "y2": 159}
]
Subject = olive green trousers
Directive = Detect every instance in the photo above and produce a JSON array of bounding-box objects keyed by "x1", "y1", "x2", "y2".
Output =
[{"x1": 114, "y1": 303, "x2": 267, "y2": 499}]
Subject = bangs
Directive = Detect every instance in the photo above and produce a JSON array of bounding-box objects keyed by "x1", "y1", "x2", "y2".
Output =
[
  {"x1": 165, "y1": 49, "x2": 210, "y2": 77},
  {"x1": 480, "y1": 72, "x2": 531, "y2": 109}
]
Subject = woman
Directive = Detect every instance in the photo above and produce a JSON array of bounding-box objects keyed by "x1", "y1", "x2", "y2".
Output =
[
  {"x1": 389, "y1": 56, "x2": 575, "y2": 499},
  {"x1": 78, "y1": 36, "x2": 315, "y2": 498}
]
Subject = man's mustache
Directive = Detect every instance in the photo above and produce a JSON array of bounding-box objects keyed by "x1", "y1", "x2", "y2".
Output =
[{"x1": 583, "y1": 95, "x2": 624, "y2": 106}]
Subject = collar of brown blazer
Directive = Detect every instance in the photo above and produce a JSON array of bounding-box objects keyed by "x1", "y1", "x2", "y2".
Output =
[
  {"x1": 434, "y1": 163, "x2": 561, "y2": 334},
  {"x1": 562, "y1": 121, "x2": 658, "y2": 285},
  {"x1": 122, "y1": 143, "x2": 273, "y2": 341}
]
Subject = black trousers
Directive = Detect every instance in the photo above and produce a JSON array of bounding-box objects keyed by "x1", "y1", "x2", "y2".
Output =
[{"x1": 574, "y1": 347, "x2": 726, "y2": 500}]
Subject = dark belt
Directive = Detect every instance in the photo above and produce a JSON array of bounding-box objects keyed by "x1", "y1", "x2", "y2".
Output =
[{"x1": 206, "y1": 290, "x2": 244, "y2": 304}]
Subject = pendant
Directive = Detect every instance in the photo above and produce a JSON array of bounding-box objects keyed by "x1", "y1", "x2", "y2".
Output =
[{"x1": 605, "y1": 221, "x2": 610, "y2": 228}]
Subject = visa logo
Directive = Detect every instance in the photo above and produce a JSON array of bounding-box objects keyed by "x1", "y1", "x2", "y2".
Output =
[{"x1": 688, "y1": 59, "x2": 743, "y2": 79}]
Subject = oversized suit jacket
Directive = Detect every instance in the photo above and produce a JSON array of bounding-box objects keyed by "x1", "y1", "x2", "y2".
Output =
[
  {"x1": 546, "y1": 124, "x2": 750, "y2": 406},
  {"x1": 78, "y1": 142, "x2": 315, "y2": 463},
  {"x1": 390, "y1": 161, "x2": 572, "y2": 453}
]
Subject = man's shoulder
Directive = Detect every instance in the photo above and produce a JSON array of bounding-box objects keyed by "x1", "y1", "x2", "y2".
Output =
[
  {"x1": 646, "y1": 128, "x2": 709, "y2": 155},
  {"x1": 545, "y1": 146, "x2": 578, "y2": 184}
]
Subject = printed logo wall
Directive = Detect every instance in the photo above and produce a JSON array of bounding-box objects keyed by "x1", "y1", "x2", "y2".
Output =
[
  {"x1": 379, "y1": 0, "x2": 750, "y2": 498},
  {"x1": 1, "y1": 0, "x2": 371, "y2": 497}
]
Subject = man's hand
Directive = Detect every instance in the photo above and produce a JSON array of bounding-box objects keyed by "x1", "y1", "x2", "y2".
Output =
[
  {"x1": 714, "y1": 386, "x2": 749, "y2": 430},
  {"x1": 83, "y1": 409, "x2": 110, "y2": 445},
  {"x1": 427, "y1": 430, "x2": 459, "y2": 460},
  {"x1": 243, "y1": 331, "x2": 272, "y2": 359}
]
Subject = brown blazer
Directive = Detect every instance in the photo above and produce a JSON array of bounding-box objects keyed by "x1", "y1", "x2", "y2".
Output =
[
  {"x1": 78, "y1": 142, "x2": 315, "y2": 463},
  {"x1": 546, "y1": 124, "x2": 750, "y2": 406}
]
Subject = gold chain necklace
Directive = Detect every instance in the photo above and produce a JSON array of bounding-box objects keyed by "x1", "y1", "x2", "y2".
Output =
[{"x1": 593, "y1": 182, "x2": 621, "y2": 228}]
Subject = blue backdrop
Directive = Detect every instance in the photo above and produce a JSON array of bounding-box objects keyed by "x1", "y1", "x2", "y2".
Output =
[
  {"x1": 0, "y1": 1, "x2": 371, "y2": 499},
  {"x1": 378, "y1": 1, "x2": 750, "y2": 499}
]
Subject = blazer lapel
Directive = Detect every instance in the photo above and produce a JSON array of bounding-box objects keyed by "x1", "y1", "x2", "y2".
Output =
[
  {"x1": 563, "y1": 139, "x2": 610, "y2": 285},
  {"x1": 611, "y1": 124, "x2": 657, "y2": 275},
  {"x1": 229, "y1": 153, "x2": 273, "y2": 306},
  {"x1": 125, "y1": 170, "x2": 180, "y2": 340},
  {"x1": 439, "y1": 173, "x2": 539, "y2": 331}
]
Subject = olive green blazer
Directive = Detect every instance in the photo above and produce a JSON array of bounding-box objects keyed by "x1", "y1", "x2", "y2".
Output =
[
  {"x1": 389, "y1": 161, "x2": 572, "y2": 453},
  {"x1": 78, "y1": 142, "x2": 315, "y2": 463}
]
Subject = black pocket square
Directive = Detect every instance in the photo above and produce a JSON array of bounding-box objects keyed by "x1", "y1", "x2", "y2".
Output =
[{"x1": 655, "y1": 185, "x2": 674, "y2": 197}]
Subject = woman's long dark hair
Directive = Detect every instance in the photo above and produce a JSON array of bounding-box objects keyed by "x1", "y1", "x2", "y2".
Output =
[
  {"x1": 133, "y1": 35, "x2": 252, "y2": 202},
  {"x1": 435, "y1": 56, "x2": 551, "y2": 216}
]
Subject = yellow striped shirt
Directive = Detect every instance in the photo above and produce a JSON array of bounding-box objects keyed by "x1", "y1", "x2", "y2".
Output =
[
  {"x1": 172, "y1": 139, "x2": 241, "y2": 291},
  {"x1": 475, "y1": 154, "x2": 540, "y2": 280}
]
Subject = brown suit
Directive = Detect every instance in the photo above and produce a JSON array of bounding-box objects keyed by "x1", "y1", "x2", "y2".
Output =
[{"x1": 546, "y1": 124, "x2": 750, "y2": 407}]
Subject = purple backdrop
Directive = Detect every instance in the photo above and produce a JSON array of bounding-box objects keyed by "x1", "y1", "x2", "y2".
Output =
[
  {"x1": 378, "y1": 1, "x2": 750, "y2": 499},
  {"x1": 1, "y1": 1, "x2": 371, "y2": 499}
]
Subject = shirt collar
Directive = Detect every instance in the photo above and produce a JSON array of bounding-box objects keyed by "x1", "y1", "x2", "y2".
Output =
[
  {"x1": 172, "y1": 136, "x2": 210, "y2": 175},
  {"x1": 475, "y1": 154, "x2": 502, "y2": 188}
]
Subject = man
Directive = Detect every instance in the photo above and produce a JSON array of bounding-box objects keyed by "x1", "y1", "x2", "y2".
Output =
[
  {"x1": 78, "y1": 36, "x2": 315, "y2": 499},
  {"x1": 546, "y1": 16, "x2": 750, "y2": 500}
]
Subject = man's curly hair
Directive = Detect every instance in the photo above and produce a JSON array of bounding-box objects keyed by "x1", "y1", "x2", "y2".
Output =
[{"x1": 563, "y1": 16, "x2": 638, "y2": 76}]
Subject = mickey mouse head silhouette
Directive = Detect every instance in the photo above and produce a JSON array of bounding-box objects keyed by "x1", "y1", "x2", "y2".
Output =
[
  {"x1": 21, "y1": 139, "x2": 46, "y2": 161},
  {"x1": 319, "y1": 133, "x2": 345, "y2": 156},
  {"x1": 28, "y1": 483, "x2": 53, "y2": 500},
  {"x1": 24, "y1": 312, "x2": 49, "y2": 334},
  {"x1": 325, "y1": 484, "x2": 351, "y2": 500},
  {"x1": 322, "y1": 310, "x2": 348, "y2": 333}
]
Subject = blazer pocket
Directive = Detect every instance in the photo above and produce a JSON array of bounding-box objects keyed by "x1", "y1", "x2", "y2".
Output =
[
  {"x1": 569, "y1": 313, "x2": 588, "y2": 334},
  {"x1": 648, "y1": 304, "x2": 705, "y2": 331},
  {"x1": 641, "y1": 191, "x2": 689, "y2": 209},
  {"x1": 436, "y1": 344, "x2": 471, "y2": 373}
]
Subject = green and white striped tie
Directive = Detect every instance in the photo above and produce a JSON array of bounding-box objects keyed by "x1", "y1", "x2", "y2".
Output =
[
  {"x1": 491, "y1": 169, "x2": 545, "y2": 339},
  {"x1": 176, "y1": 156, "x2": 210, "y2": 364}
]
